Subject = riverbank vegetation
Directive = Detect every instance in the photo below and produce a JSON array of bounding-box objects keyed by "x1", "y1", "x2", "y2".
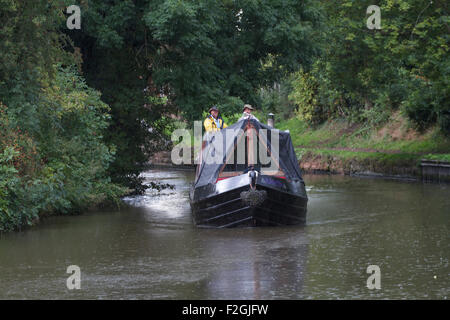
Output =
[
  {"x1": 257, "y1": 0, "x2": 449, "y2": 175},
  {"x1": 0, "y1": 1, "x2": 126, "y2": 232},
  {"x1": 1, "y1": 0, "x2": 448, "y2": 231},
  {"x1": 276, "y1": 114, "x2": 450, "y2": 175}
]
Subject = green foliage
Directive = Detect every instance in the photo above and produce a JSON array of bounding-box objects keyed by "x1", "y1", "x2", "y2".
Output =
[
  {"x1": 67, "y1": 0, "x2": 322, "y2": 191},
  {"x1": 36, "y1": 65, "x2": 125, "y2": 211},
  {"x1": 0, "y1": 0, "x2": 129, "y2": 231},
  {"x1": 0, "y1": 65, "x2": 126, "y2": 232},
  {"x1": 400, "y1": 61, "x2": 450, "y2": 132},
  {"x1": 0, "y1": 0, "x2": 72, "y2": 132},
  {"x1": 220, "y1": 112, "x2": 242, "y2": 127},
  {"x1": 289, "y1": 69, "x2": 325, "y2": 125},
  {"x1": 144, "y1": 0, "x2": 322, "y2": 120},
  {"x1": 216, "y1": 96, "x2": 245, "y2": 119},
  {"x1": 0, "y1": 150, "x2": 35, "y2": 231},
  {"x1": 259, "y1": 76, "x2": 297, "y2": 120},
  {"x1": 286, "y1": 0, "x2": 449, "y2": 134},
  {"x1": 277, "y1": 115, "x2": 450, "y2": 157},
  {"x1": 0, "y1": 123, "x2": 43, "y2": 231},
  {"x1": 423, "y1": 154, "x2": 450, "y2": 162}
]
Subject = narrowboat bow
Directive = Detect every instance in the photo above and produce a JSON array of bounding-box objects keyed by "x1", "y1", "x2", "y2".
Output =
[{"x1": 189, "y1": 118, "x2": 308, "y2": 228}]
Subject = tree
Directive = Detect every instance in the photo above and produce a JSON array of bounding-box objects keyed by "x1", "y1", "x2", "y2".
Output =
[
  {"x1": 68, "y1": 0, "x2": 323, "y2": 191},
  {"x1": 290, "y1": 0, "x2": 449, "y2": 132},
  {"x1": 145, "y1": 0, "x2": 322, "y2": 119},
  {"x1": 0, "y1": 1, "x2": 125, "y2": 231},
  {"x1": 0, "y1": 0, "x2": 71, "y2": 131}
]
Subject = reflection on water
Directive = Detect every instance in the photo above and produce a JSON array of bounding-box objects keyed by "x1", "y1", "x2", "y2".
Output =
[
  {"x1": 197, "y1": 228, "x2": 309, "y2": 299},
  {"x1": 0, "y1": 170, "x2": 448, "y2": 299}
]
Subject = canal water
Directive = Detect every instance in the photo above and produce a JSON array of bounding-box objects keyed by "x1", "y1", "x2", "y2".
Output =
[{"x1": 0, "y1": 169, "x2": 448, "y2": 299}]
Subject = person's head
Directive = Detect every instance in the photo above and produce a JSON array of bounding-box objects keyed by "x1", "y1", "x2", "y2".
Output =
[
  {"x1": 243, "y1": 104, "x2": 254, "y2": 114},
  {"x1": 209, "y1": 106, "x2": 219, "y2": 118}
]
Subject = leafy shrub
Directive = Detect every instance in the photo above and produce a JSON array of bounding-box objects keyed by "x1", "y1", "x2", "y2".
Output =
[
  {"x1": 360, "y1": 93, "x2": 392, "y2": 127},
  {"x1": 260, "y1": 77, "x2": 297, "y2": 120},
  {"x1": 289, "y1": 69, "x2": 326, "y2": 125},
  {"x1": 0, "y1": 103, "x2": 40, "y2": 177},
  {"x1": 0, "y1": 66, "x2": 127, "y2": 232}
]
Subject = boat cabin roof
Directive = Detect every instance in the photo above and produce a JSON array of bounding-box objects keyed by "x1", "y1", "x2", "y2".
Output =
[{"x1": 194, "y1": 118, "x2": 303, "y2": 187}]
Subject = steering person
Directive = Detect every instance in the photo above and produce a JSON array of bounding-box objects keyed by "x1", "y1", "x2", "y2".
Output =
[{"x1": 204, "y1": 105, "x2": 228, "y2": 132}]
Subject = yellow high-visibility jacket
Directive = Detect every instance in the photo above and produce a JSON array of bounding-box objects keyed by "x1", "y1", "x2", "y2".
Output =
[{"x1": 204, "y1": 115, "x2": 228, "y2": 132}]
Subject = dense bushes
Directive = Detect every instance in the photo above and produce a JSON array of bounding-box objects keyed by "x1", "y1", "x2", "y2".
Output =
[
  {"x1": 289, "y1": 69, "x2": 326, "y2": 125},
  {"x1": 0, "y1": 67, "x2": 126, "y2": 232},
  {"x1": 0, "y1": 104, "x2": 47, "y2": 231},
  {"x1": 0, "y1": 0, "x2": 127, "y2": 232}
]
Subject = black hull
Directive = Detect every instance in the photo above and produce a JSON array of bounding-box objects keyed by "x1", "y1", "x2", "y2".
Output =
[{"x1": 190, "y1": 176, "x2": 308, "y2": 228}]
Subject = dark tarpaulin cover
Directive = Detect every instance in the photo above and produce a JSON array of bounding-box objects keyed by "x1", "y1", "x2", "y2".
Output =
[{"x1": 194, "y1": 119, "x2": 303, "y2": 188}]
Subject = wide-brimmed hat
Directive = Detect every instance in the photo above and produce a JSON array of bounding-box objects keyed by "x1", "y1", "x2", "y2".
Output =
[
  {"x1": 243, "y1": 104, "x2": 254, "y2": 111},
  {"x1": 209, "y1": 105, "x2": 219, "y2": 113}
]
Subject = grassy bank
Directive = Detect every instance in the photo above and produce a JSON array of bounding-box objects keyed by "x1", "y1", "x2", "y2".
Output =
[
  {"x1": 159, "y1": 110, "x2": 449, "y2": 179},
  {"x1": 276, "y1": 112, "x2": 450, "y2": 177}
]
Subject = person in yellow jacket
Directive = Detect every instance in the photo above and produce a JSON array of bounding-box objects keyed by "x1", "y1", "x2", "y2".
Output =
[{"x1": 204, "y1": 106, "x2": 228, "y2": 132}]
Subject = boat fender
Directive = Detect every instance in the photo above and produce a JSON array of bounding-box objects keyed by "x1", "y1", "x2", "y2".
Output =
[
  {"x1": 240, "y1": 189, "x2": 267, "y2": 207},
  {"x1": 240, "y1": 170, "x2": 266, "y2": 207}
]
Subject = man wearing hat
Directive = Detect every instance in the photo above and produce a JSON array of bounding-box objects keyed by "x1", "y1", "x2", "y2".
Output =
[
  {"x1": 204, "y1": 105, "x2": 228, "y2": 132},
  {"x1": 239, "y1": 104, "x2": 259, "y2": 121}
]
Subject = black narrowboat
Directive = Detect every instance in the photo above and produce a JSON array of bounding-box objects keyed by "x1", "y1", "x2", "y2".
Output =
[{"x1": 189, "y1": 118, "x2": 308, "y2": 228}]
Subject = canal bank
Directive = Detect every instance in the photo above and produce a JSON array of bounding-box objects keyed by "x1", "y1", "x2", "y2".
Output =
[
  {"x1": 276, "y1": 114, "x2": 450, "y2": 182},
  {"x1": 153, "y1": 112, "x2": 450, "y2": 182},
  {"x1": 148, "y1": 150, "x2": 450, "y2": 183},
  {"x1": 297, "y1": 150, "x2": 446, "y2": 181},
  {"x1": 297, "y1": 147, "x2": 450, "y2": 182}
]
